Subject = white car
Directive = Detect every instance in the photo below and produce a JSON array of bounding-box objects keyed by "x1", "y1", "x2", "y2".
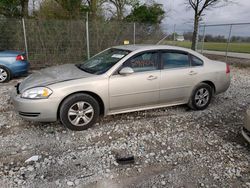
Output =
[{"x1": 12, "y1": 45, "x2": 231, "y2": 131}]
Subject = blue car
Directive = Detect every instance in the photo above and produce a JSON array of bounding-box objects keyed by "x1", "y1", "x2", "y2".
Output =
[{"x1": 0, "y1": 50, "x2": 30, "y2": 83}]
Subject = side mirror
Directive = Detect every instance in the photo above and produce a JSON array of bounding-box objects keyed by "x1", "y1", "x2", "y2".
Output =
[{"x1": 119, "y1": 67, "x2": 134, "y2": 75}]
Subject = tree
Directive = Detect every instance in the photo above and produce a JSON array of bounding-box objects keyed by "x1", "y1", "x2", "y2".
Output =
[
  {"x1": 55, "y1": 0, "x2": 82, "y2": 18},
  {"x1": 108, "y1": 0, "x2": 138, "y2": 20},
  {"x1": 187, "y1": 0, "x2": 232, "y2": 50},
  {"x1": 0, "y1": 0, "x2": 29, "y2": 18},
  {"x1": 126, "y1": 3, "x2": 165, "y2": 24},
  {"x1": 85, "y1": 0, "x2": 107, "y2": 20},
  {"x1": 20, "y1": 0, "x2": 28, "y2": 17},
  {"x1": 35, "y1": 0, "x2": 69, "y2": 19},
  {"x1": 35, "y1": 0, "x2": 89, "y2": 19}
]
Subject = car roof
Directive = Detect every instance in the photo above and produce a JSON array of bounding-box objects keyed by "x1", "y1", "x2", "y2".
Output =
[
  {"x1": 113, "y1": 44, "x2": 208, "y2": 60},
  {"x1": 113, "y1": 44, "x2": 189, "y2": 52}
]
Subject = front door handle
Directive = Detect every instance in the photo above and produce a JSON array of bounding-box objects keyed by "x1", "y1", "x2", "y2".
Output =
[
  {"x1": 189, "y1": 71, "x2": 197, "y2": 75},
  {"x1": 147, "y1": 75, "x2": 158, "y2": 80}
]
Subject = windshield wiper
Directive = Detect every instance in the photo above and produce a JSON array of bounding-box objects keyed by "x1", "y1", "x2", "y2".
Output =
[{"x1": 75, "y1": 64, "x2": 95, "y2": 74}]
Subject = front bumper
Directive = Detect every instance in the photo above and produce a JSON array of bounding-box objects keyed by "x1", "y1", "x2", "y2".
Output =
[{"x1": 11, "y1": 89, "x2": 59, "y2": 122}]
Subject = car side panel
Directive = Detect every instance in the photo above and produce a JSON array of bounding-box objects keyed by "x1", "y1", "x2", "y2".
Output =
[
  {"x1": 109, "y1": 71, "x2": 160, "y2": 111},
  {"x1": 180, "y1": 60, "x2": 229, "y2": 101},
  {"x1": 201, "y1": 60, "x2": 230, "y2": 94},
  {"x1": 160, "y1": 68, "x2": 193, "y2": 104},
  {"x1": 49, "y1": 76, "x2": 110, "y2": 116}
]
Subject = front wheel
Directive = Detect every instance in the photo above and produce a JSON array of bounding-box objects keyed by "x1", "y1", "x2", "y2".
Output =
[
  {"x1": 59, "y1": 93, "x2": 100, "y2": 131},
  {"x1": 188, "y1": 83, "x2": 212, "y2": 110}
]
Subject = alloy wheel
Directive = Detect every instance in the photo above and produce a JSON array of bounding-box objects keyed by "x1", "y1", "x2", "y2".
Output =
[
  {"x1": 67, "y1": 101, "x2": 94, "y2": 126},
  {"x1": 194, "y1": 88, "x2": 210, "y2": 107},
  {"x1": 0, "y1": 68, "x2": 8, "y2": 82}
]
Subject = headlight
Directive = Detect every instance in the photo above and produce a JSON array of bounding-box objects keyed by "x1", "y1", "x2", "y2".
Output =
[{"x1": 21, "y1": 87, "x2": 53, "y2": 99}]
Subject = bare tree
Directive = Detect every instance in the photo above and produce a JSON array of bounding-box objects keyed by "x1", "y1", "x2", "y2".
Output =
[
  {"x1": 108, "y1": 0, "x2": 138, "y2": 20},
  {"x1": 187, "y1": 0, "x2": 232, "y2": 50}
]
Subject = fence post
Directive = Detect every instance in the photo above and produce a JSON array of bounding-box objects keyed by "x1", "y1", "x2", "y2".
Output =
[
  {"x1": 201, "y1": 25, "x2": 206, "y2": 54},
  {"x1": 133, "y1": 22, "x2": 136, "y2": 45},
  {"x1": 86, "y1": 12, "x2": 90, "y2": 59},
  {"x1": 225, "y1": 24, "x2": 233, "y2": 62},
  {"x1": 22, "y1": 18, "x2": 28, "y2": 60},
  {"x1": 173, "y1": 24, "x2": 176, "y2": 45}
]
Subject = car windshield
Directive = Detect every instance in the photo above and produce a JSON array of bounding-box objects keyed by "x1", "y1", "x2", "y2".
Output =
[{"x1": 77, "y1": 48, "x2": 131, "y2": 75}]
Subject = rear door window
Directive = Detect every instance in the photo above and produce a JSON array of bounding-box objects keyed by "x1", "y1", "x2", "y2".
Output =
[
  {"x1": 161, "y1": 51, "x2": 190, "y2": 69},
  {"x1": 191, "y1": 55, "x2": 204, "y2": 67}
]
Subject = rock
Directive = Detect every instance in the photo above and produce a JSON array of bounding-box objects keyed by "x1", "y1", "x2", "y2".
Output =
[
  {"x1": 74, "y1": 179, "x2": 80, "y2": 185},
  {"x1": 161, "y1": 181, "x2": 166, "y2": 186},
  {"x1": 11, "y1": 151, "x2": 17, "y2": 155},
  {"x1": 25, "y1": 155, "x2": 40, "y2": 163},
  {"x1": 55, "y1": 180, "x2": 60, "y2": 185},
  {"x1": 17, "y1": 179, "x2": 23, "y2": 185},
  {"x1": 27, "y1": 166, "x2": 34, "y2": 172},
  {"x1": 67, "y1": 181, "x2": 74, "y2": 186}
]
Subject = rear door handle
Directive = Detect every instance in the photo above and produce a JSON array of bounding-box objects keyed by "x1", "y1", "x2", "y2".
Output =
[
  {"x1": 189, "y1": 71, "x2": 197, "y2": 75},
  {"x1": 147, "y1": 75, "x2": 158, "y2": 80}
]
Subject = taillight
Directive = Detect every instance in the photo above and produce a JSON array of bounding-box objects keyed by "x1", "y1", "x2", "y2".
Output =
[
  {"x1": 226, "y1": 64, "x2": 230, "y2": 74},
  {"x1": 16, "y1": 54, "x2": 26, "y2": 61}
]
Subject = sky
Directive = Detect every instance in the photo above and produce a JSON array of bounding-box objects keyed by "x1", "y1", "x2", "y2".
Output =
[{"x1": 157, "y1": 0, "x2": 250, "y2": 36}]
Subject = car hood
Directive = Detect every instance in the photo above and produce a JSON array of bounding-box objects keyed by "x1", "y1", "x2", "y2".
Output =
[{"x1": 19, "y1": 64, "x2": 93, "y2": 92}]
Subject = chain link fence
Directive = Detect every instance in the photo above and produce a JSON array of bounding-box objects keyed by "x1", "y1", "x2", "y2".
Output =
[
  {"x1": 0, "y1": 16, "x2": 165, "y2": 69},
  {"x1": 2, "y1": 15, "x2": 249, "y2": 69},
  {"x1": 198, "y1": 23, "x2": 250, "y2": 59},
  {"x1": 160, "y1": 23, "x2": 250, "y2": 61}
]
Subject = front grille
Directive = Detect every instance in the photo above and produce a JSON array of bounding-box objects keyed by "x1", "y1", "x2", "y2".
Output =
[
  {"x1": 243, "y1": 127, "x2": 250, "y2": 137},
  {"x1": 19, "y1": 112, "x2": 40, "y2": 117}
]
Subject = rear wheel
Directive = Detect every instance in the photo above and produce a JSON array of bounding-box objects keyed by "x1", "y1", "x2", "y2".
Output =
[
  {"x1": 0, "y1": 66, "x2": 10, "y2": 83},
  {"x1": 59, "y1": 93, "x2": 100, "y2": 131},
  {"x1": 188, "y1": 83, "x2": 212, "y2": 110}
]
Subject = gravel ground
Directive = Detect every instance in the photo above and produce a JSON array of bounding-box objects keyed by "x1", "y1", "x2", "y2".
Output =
[{"x1": 0, "y1": 65, "x2": 250, "y2": 188}]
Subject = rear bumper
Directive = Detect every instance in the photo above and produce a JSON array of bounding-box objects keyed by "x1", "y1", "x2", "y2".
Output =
[
  {"x1": 11, "y1": 61, "x2": 30, "y2": 76},
  {"x1": 215, "y1": 73, "x2": 230, "y2": 94},
  {"x1": 11, "y1": 89, "x2": 59, "y2": 122}
]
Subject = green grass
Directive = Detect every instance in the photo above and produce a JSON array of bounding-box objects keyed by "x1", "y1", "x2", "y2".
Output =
[{"x1": 163, "y1": 41, "x2": 250, "y2": 54}]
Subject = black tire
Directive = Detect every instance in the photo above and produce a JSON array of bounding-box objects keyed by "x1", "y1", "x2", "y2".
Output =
[
  {"x1": 188, "y1": 83, "x2": 212, "y2": 110},
  {"x1": 59, "y1": 93, "x2": 100, "y2": 131},
  {"x1": 0, "y1": 66, "x2": 11, "y2": 83}
]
